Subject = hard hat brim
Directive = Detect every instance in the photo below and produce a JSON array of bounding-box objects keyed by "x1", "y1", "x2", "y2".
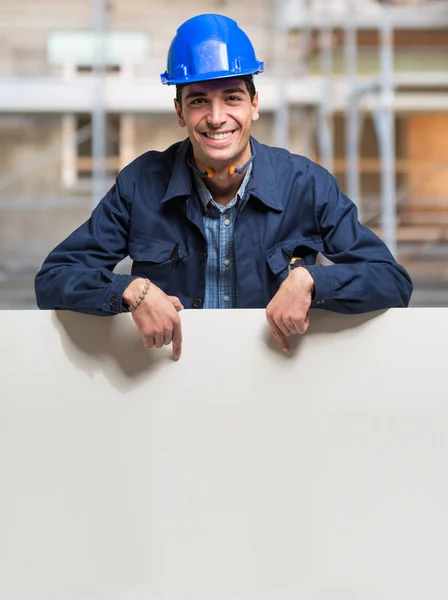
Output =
[{"x1": 160, "y1": 62, "x2": 264, "y2": 86}]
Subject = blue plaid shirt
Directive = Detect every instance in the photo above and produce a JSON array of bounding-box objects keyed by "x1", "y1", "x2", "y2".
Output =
[{"x1": 193, "y1": 163, "x2": 253, "y2": 309}]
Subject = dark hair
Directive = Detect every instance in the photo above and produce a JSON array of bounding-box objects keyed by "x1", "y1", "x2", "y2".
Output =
[{"x1": 175, "y1": 75, "x2": 256, "y2": 106}]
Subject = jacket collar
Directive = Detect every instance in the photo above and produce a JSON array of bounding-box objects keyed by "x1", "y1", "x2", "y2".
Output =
[
  {"x1": 160, "y1": 136, "x2": 283, "y2": 211},
  {"x1": 245, "y1": 137, "x2": 283, "y2": 211},
  {"x1": 160, "y1": 138, "x2": 194, "y2": 203}
]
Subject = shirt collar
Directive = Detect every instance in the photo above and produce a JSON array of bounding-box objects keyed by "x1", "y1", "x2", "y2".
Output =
[{"x1": 160, "y1": 137, "x2": 283, "y2": 212}]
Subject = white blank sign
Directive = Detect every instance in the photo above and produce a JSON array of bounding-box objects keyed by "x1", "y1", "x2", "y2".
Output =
[{"x1": 1, "y1": 308, "x2": 448, "y2": 600}]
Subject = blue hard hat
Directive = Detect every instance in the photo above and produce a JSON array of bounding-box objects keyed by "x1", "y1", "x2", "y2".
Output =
[{"x1": 160, "y1": 14, "x2": 264, "y2": 86}]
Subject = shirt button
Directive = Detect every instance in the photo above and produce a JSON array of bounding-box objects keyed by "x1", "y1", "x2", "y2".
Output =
[
  {"x1": 224, "y1": 295, "x2": 230, "y2": 302},
  {"x1": 109, "y1": 296, "x2": 118, "y2": 308},
  {"x1": 201, "y1": 251, "x2": 207, "y2": 262},
  {"x1": 317, "y1": 300, "x2": 326, "y2": 305},
  {"x1": 224, "y1": 259, "x2": 230, "y2": 266},
  {"x1": 193, "y1": 297, "x2": 203, "y2": 309},
  {"x1": 224, "y1": 218, "x2": 231, "y2": 226}
]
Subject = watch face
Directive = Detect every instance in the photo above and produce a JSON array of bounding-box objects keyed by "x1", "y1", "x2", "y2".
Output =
[{"x1": 288, "y1": 257, "x2": 303, "y2": 273}]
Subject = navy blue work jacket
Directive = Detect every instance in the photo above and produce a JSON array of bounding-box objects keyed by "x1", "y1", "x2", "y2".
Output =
[{"x1": 35, "y1": 137, "x2": 412, "y2": 315}]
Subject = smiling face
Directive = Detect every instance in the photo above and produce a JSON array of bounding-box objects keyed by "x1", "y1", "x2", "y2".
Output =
[{"x1": 174, "y1": 77, "x2": 259, "y2": 173}]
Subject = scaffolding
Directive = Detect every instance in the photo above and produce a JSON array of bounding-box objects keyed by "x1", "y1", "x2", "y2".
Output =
[{"x1": 276, "y1": 0, "x2": 448, "y2": 256}]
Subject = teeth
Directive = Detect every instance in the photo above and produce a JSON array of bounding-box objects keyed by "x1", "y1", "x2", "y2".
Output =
[{"x1": 205, "y1": 132, "x2": 233, "y2": 140}]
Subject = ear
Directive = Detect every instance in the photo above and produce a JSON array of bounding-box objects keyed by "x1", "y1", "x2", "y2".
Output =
[
  {"x1": 174, "y1": 99, "x2": 186, "y2": 128},
  {"x1": 251, "y1": 91, "x2": 260, "y2": 123}
]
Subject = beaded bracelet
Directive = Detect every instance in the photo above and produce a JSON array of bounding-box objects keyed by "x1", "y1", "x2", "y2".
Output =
[{"x1": 129, "y1": 278, "x2": 150, "y2": 311}]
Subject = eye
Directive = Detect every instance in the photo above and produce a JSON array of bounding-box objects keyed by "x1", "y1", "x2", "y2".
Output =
[
  {"x1": 190, "y1": 98, "x2": 206, "y2": 105},
  {"x1": 227, "y1": 95, "x2": 241, "y2": 102}
]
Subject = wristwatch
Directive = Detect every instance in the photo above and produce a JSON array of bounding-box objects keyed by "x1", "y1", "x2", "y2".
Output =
[{"x1": 289, "y1": 257, "x2": 316, "y2": 300}]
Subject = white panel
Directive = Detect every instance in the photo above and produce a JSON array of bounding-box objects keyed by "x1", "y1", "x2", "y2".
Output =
[
  {"x1": 1, "y1": 308, "x2": 448, "y2": 600},
  {"x1": 47, "y1": 32, "x2": 150, "y2": 66}
]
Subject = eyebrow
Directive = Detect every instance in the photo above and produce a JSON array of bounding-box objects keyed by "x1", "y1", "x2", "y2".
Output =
[{"x1": 184, "y1": 86, "x2": 247, "y2": 101}]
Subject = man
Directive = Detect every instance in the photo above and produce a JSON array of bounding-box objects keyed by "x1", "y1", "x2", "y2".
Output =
[{"x1": 35, "y1": 13, "x2": 413, "y2": 359}]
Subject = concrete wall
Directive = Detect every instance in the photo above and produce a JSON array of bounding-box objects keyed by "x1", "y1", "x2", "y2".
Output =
[
  {"x1": 0, "y1": 115, "x2": 71, "y2": 268},
  {"x1": 0, "y1": 115, "x2": 62, "y2": 197}
]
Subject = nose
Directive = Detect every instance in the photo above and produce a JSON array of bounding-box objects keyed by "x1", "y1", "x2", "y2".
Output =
[{"x1": 206, "y1": 99, "x2": 226, "y2": 128}]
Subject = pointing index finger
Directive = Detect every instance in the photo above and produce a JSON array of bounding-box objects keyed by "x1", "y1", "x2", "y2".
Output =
[
  {"x1": 267, "y1": 315, "x2": 290, "y2": 353},
  {"x1": 171, "y1": 320, "x2": 183, "y2": 361}
]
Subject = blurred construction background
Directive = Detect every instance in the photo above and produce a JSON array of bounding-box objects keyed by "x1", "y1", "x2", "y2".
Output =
[{"x1": 1, "y1": 0, "x2": 448, "y2": 308}]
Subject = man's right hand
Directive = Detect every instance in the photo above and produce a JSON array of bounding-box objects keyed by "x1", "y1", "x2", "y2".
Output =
[{"x1": 123, "y1": 278, "x2": 184, "y2": 360}]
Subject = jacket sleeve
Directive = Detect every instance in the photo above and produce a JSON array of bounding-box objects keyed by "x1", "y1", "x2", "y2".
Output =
[
  {"x1": 35, "y1": 177, "x2": 137, "y2": 316},
  {"x1": 305, "y1": 168, "x2": 413, "y2": 314}
]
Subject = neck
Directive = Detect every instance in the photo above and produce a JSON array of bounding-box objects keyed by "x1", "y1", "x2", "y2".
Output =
[
  {"x1": 202, "y1": 170, "x2": 245, "y2": 206},
  {"x1": 193, "y1": 145, "x2": 253, "y2": 204}
]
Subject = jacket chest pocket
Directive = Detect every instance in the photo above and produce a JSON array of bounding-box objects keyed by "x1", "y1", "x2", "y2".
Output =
[
  {"x1": 128, "y1": 237, "x2": 187, "y2": 295},
  {"x1": 265, "y1": 238, "x2": 320, "y2": 294}
]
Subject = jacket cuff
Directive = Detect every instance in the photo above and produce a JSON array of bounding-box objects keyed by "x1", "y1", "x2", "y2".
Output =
[
  {"x1": 303, "y1": 264, "x2": 333, "y2": 308},
  {"x1": 104, "y1": 274, "x2": 139, "y2": 314}
]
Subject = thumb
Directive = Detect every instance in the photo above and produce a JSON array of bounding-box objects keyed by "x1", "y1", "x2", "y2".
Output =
[{"x1": 168, "y1": 296, "x2": 184, "y2": 311}]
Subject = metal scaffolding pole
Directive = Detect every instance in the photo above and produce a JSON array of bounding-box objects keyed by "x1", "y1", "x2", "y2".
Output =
[
  {"x1": 273, "y1": 50, "x2": 289, "y2": 148},
  {"x1": 273, "y1": 0, "x2": 290, "y2": 148},
  {"x1": 376, "y1": 10, "x2": 397, "y2": 256},
  {"x1": 345, "y1": 0, "x2": 361, "y2": 214},
  {"x1": 297, "y1": 0, "x2": 311, "y2": 78},
  {"x1": 91, "y1": 0, "x2": 107, "y2": 209},
  {"x1": 317, "y1": 19, "x2": 334, "y2": 173}
]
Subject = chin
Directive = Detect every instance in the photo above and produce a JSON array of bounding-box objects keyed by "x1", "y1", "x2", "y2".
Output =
[
  {"x1": 203, "y1": 151, "x2": 233, "y2": 164},
  {"x1": 209, "y1": 145, "x2": 240, "y2": 160}
]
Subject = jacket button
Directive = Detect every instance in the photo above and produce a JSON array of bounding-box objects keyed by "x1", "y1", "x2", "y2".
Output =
[
  {"x1": 109, "y1": 296, "x2": 118, "y2": 308},
  {"x1": 193, "y1": 297, "x2": 203, "y2": 308},
  {"x1": 201, "y1": 251, "x2": 207, "y2": 262}
]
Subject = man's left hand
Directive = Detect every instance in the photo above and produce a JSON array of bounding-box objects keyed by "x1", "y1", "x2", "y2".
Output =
[{"x1": 266, "y1": 267, "x2": 315, "y2": 352}]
